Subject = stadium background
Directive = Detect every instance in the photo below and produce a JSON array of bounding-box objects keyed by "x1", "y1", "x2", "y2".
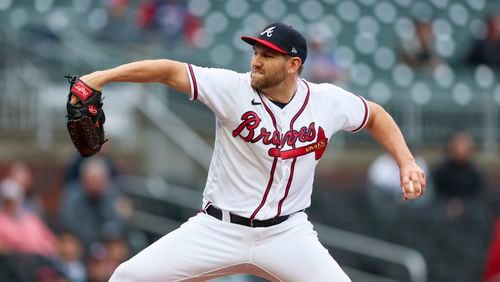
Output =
[{"x1": 1, "y1": 0, "x2": 500, "y2": 281}]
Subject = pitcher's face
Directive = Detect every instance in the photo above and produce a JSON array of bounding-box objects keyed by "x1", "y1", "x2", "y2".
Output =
[{"x1": 250, "y1": 45, "x2": 288, "y2": 90}]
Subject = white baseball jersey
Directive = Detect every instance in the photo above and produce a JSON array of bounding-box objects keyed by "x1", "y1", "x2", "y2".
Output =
[
  {"x1": 109, "y1": 64, "x2": 366, "y2": 282},
  {"x1": 186, "y1": 64, "x2": 369, "y2": 220}
]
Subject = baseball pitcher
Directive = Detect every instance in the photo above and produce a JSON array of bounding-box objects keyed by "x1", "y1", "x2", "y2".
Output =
[{"x1": 69, "y1": 23, "x2": 426, "y2": 281}]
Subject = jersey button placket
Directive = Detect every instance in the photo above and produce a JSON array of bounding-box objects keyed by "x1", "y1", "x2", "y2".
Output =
[{"x1": 278, "y1": 115, "x2": 289, "y2": 208}]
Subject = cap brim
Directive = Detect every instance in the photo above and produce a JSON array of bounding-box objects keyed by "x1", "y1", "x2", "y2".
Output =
[{"x1": 241, "y1": 36, "x2": 288, "y2": 55}]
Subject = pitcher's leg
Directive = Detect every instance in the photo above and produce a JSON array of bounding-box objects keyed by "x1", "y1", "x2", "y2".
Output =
[
  {"x1": 252, "y1": 215, "x2": 351, "y2": 282},
  {"x1": 110, "y1": 213, "x2": 250, "y2": 282}
]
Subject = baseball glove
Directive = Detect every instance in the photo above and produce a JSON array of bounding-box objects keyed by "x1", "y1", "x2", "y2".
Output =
[{"x1": 65, "y1": 75, "x2": 107, "y2": 157}]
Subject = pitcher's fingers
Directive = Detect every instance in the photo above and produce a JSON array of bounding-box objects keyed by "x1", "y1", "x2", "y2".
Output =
[
  {"x1": 416, "y1": 172, "x2": 426, "y2": 194},
  {"x1": 412, "y1": 179, "x2": 423, "y2": 196},
  {"x1": 70, "y1": 94, "x2": 79, "y2": 105},
  {"x1": 403, "y1": 179, "x2": 414, "y2": 195},
  {"x1": 400, "y1": 173, "x2": 411, "y2": 189}
]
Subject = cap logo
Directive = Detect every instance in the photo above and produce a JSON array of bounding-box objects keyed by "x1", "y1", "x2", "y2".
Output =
[
  {"x1": 291, "y1": 47, "x2": 297, "y2": 54},
  {"x1": 260, "y1": 26, "x2": 276, "y2": 37}
]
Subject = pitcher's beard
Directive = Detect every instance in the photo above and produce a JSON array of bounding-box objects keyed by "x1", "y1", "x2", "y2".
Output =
[{"x1": 250, "y1": 69, "x2": 286, "y2": 90}]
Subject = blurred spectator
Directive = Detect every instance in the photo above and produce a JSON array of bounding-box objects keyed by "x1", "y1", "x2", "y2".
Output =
[
  {"x1": 433, "y1": 132, "x2": 484, "y2": 197},
  {"x1": 0, "y1": 179, "x2": 57, "y2": 257},
  {"x1": 467, "y1": 13, "x2": 500, "y2": 68},
  {"x1": 60, "y1": 157, "x2": 128, "y2": 254},
  {"x1": 367, "y1": 151, "x2": 433, "y2": 220},
  {"x1": 104, "y1": 237, "x2": 130, "y2": 267},
  {"x1": 183, "y1": 12, "x2": 203, "y2": 46},
  {"x1": 135, "y1": 0, "x2": 203, "y2": 46},
  {"x1": 401, "y1": 19, "x2": 441, "y2": 69},
  {"x1": 105, "y1": 0, "x2": 130, "y2": 20},
  {"x1": 303, "y1": 23, "x2": 345, "y2": 84},
  {"x1": 432, "y1": 132, "x2": 485, "y2": 218},
  {"x1": 156, "y1": 0, "x2": 188, "y2": 42},
  {"x1": 34, "y1": 265, "x2": 67, "y2": 282},
  {"x1": 7, "y1": 161, "x2": 41, "y2": 215},
  {"x1": 63, "y1": 152, "x2": 119, "y2": 186},
  {"x1": 483, "y1": 217, "x2": 500, "y2": 282},
  {"x1": 86, "y1": 255, "x2": 112, "y2": 282},
  {"x1": 102, "y1": 0, "x2": 132, "y2": 41},
  {"x1": 0, "y1": 253, "x2": 67, "y2": 282},
  {"x1": 56, "y1": 232, "x2": 86, "y2": 282},
  {"x1": 86, "y1": 238, "x2": 130, "y2": 282},
  {"x1": 136, "y1": 0, "x2": 158, "y2": 30}
]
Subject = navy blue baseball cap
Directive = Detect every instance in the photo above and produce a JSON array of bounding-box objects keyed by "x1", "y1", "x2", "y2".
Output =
[{"x1": 242, "y1": 22, "x2": 307, "y2": 64}]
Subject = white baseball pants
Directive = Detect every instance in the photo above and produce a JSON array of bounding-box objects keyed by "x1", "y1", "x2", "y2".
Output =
[{"x1": 109, "y1": 212, "x2": 350, "y2": 282}]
